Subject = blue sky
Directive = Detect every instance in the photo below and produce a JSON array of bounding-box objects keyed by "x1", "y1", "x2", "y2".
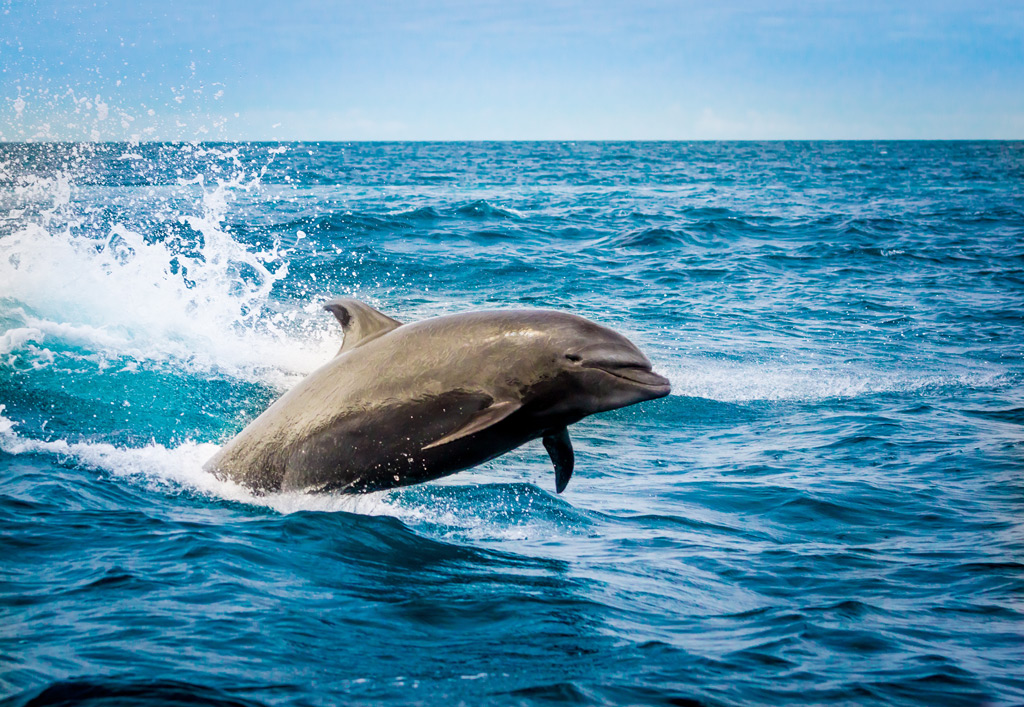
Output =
[{"x1": 2, "y1": 0, "x2": 1022, "y2": 140}]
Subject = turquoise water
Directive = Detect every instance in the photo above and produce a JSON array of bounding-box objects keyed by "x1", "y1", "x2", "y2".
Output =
[{"x1": 1, "y1": 141, "x2": 1022, "y2": 706}]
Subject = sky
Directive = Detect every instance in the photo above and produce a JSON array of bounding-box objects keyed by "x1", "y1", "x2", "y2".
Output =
[{"x1": 1, "y1": 0, "x2": 1022, "y2": 141}]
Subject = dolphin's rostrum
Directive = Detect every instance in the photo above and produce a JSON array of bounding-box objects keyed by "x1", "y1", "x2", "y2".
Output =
[{"x1": 204, "y1": 299, "x2": 671, "y2": 494}]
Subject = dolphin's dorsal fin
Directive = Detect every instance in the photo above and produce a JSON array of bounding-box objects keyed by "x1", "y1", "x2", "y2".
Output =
[{"x1": 324, "y1": 298, "x2": 403, "y2": 355}]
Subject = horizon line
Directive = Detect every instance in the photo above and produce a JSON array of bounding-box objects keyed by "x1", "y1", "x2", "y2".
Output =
[{"x1": 2, "y1": 137, "x2": 1022, "y2": 146}]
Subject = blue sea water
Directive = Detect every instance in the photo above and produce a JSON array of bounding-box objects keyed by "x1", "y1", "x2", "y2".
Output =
[{"x1": 0, "y1": 141, "x2": 1022, "y2": 706}]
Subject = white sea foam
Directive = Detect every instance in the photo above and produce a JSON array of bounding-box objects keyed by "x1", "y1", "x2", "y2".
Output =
[
  {"x1": 662, "y1": 359, "x2": 1004, "y2": 402},
  {"x1": 0, "y1": 326, "x2": 43, "y2": 355},
  {"x1": 0, "y1": 403, "x2": 403, "y2": 516}
]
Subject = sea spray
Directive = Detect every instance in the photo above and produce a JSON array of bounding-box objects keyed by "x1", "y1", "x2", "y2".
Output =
[{"x1": 0, "y1": 143, "x2": 337, "y2": 383}]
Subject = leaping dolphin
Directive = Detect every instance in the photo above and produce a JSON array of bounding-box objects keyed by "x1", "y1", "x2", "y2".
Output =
[{"x1": 204, "y1": 299, "x2": 671, "y2": 494}]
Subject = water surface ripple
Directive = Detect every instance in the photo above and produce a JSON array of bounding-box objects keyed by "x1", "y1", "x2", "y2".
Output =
[{"x1": 1, "y1": 142, "x2": 1022, "y2": 706}]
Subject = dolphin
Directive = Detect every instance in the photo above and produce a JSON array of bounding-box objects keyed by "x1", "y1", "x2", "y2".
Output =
[{"x1": 204, "y1": 299, "x2": 670, "y2": 494}]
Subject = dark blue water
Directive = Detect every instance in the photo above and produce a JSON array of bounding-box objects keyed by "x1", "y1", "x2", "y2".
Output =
[{"x1": 1, "y1": 141, "x2": 1022, "y2": 706}]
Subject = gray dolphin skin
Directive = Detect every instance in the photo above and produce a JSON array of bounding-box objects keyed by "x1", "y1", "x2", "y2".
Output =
[{"x1": 204, "y1": 299, "x2": 671, "y2": 494}]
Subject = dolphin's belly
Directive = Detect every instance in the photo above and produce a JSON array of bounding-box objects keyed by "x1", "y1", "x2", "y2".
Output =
[{"x1": 278, "y1": 389, "x2": 515, "y2": 493}]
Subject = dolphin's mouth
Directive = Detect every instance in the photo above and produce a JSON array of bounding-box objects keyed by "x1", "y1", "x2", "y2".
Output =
[{"x1": 587, "y1": 363, "x2": 672, "y2": 393}]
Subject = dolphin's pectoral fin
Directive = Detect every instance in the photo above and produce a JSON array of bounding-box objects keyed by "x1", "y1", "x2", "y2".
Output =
[
  {"x1": 422, "y1": 399, "x2": 522, "y2": 450},
  {"x1": 543, "y1": 428, "x2": 574, "y2": 493},
  {"x1": 324, "y1": 297, "x2": 403, "y2": 355}
]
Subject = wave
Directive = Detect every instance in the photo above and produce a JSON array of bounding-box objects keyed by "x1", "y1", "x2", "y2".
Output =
[
  {"x1": 605, "y1": 224, "x2": 757, "y2": 249},
  {"x1": 0, "y1": 678, "x2": 269, "y2": 707},
  {"x1": 454, "y1": 199, "x2": 524, "y2": 219},
  {"x1": 613, "y1": 227, "x2": 697, "y2": 248},
  {"x1": 385, "y1": 205, "x2": 442, "y2": 220},
  {"x1": 287, "y1": 204, "x2": 444, "y2": 236}
]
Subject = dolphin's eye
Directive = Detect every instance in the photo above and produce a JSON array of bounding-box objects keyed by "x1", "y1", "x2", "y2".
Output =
[{"x1": 565, "y1": 353, "x2": 582, "y2": 362}]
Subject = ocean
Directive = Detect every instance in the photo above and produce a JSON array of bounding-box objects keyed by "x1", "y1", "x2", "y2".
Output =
[{"x1": 1, "y1": 141, "x2": 1022, "y2": 706}]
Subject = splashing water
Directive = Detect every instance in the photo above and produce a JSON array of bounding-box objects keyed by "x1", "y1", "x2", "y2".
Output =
[{"x1": 0, "y1": 143, "x2": 336, "y2": 383}]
